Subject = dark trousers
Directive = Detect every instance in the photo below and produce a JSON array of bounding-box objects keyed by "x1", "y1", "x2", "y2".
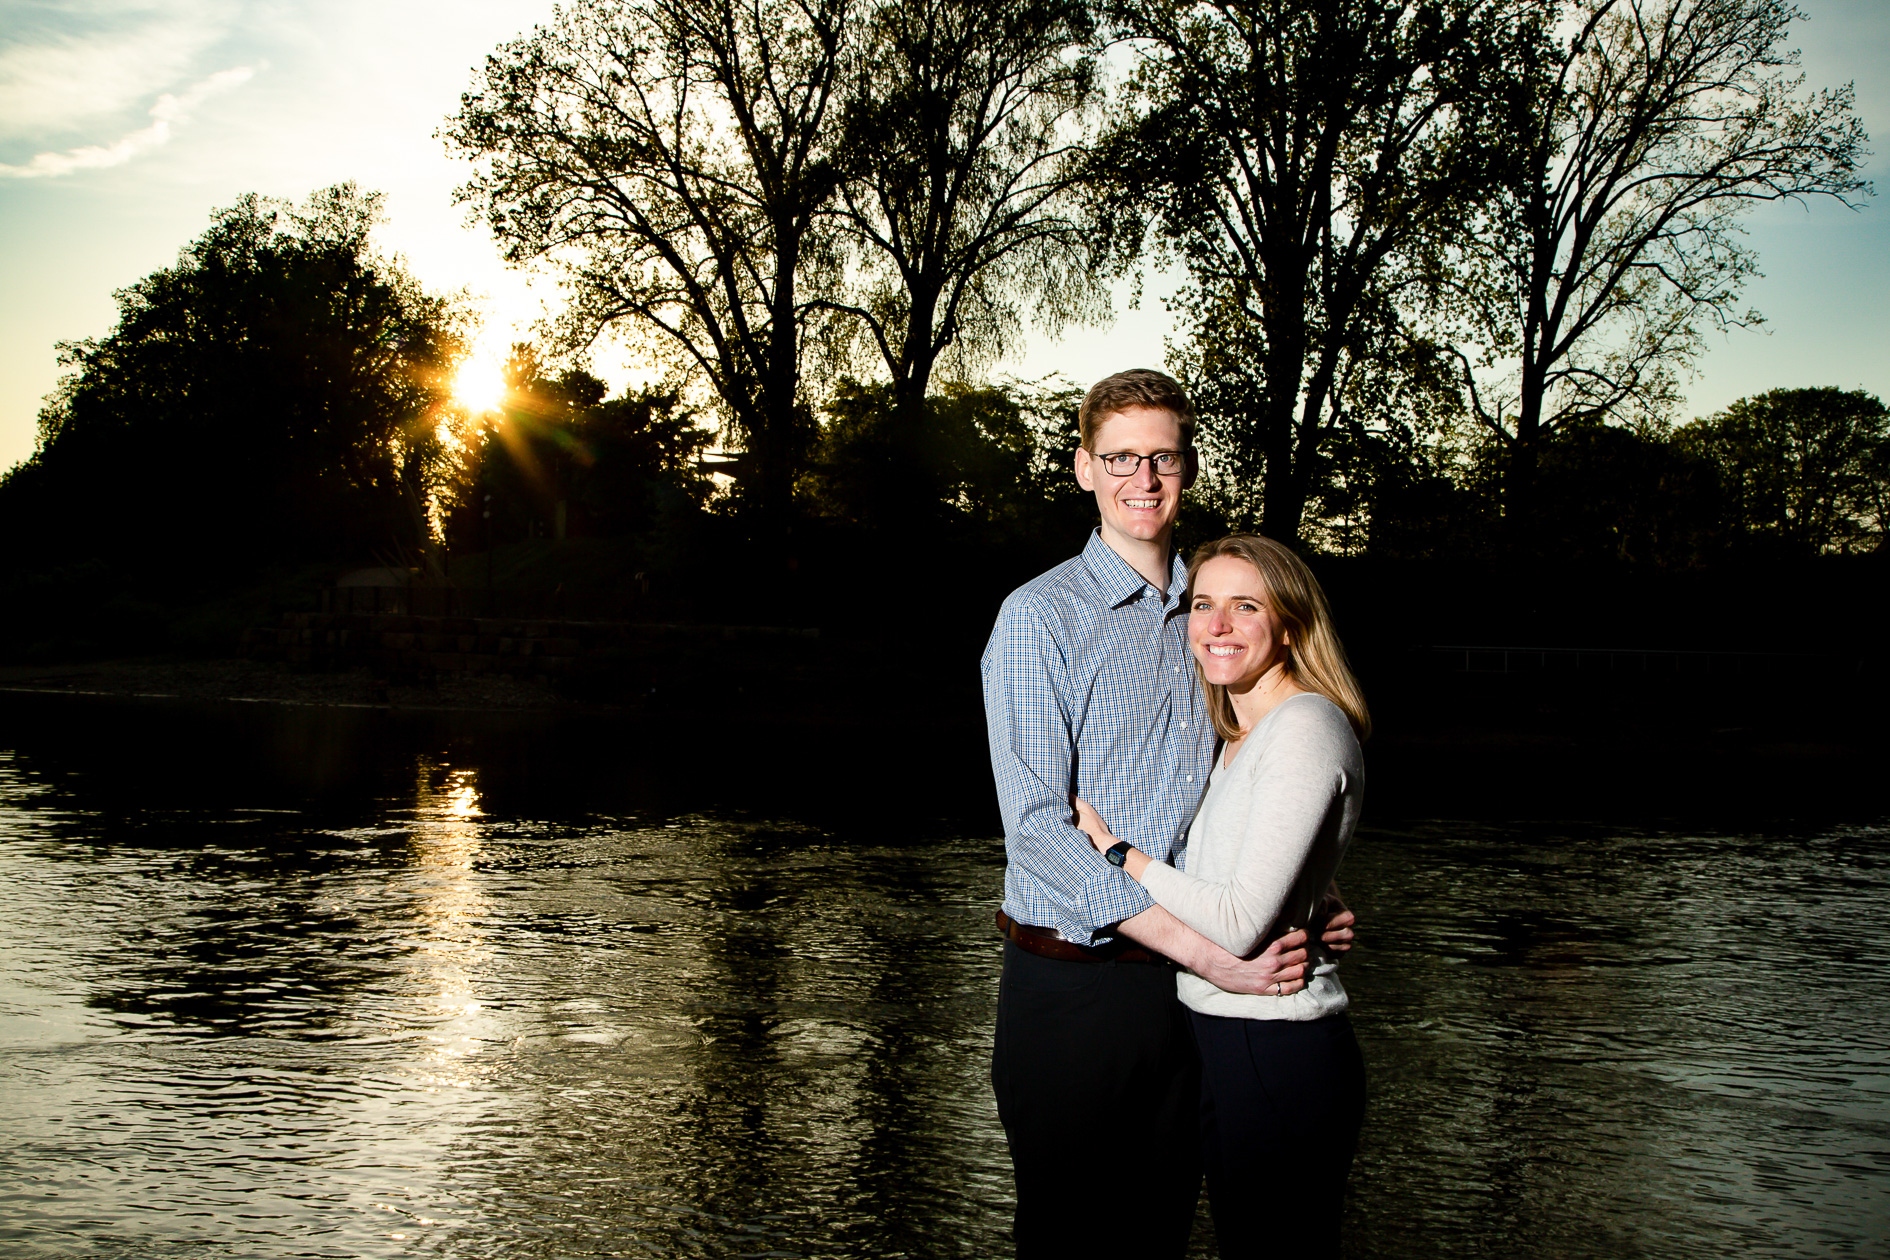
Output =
[
  {"x1": 991, "y1": 941, "x2": 1201, "y2": 1259},
  {"x1": 1190, "y1": 1009, "x2": 1366, "y2": 1259}
]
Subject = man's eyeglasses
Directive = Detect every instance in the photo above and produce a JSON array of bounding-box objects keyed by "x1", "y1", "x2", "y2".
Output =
[{"x1": 1092, "y1": 450, "x2": 1187, "y2": 477}]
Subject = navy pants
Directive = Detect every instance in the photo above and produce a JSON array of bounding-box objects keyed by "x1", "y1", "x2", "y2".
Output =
[
  {"x1": 991, "y1": 941, "x2": 1201, "y2": 1258},
  {"x1": 1190, "y1": 1009, "x2": 1367, "y2": 1259}
]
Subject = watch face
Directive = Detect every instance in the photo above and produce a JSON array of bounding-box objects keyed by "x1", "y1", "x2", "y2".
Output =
[{"x1": 1106, "y1": 841, "x2": 1129, "y2": 867}]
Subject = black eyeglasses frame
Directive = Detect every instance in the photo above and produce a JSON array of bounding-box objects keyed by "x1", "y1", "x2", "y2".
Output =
[{"x1": 1091, "y1": 449, "x2": 1189, "y2": 477}]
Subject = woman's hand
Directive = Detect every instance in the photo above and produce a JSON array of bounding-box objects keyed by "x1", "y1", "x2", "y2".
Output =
[{"x1": 1072, "y1": 796, "x2": 1116, "y2": 854}]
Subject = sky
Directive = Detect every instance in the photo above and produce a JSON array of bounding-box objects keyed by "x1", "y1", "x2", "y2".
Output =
[{"x1": 1, "y1": 0, "x2": 1885, "y2": 474}]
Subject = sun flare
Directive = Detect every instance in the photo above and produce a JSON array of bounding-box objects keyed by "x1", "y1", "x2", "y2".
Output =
[{"x1": 452, "y1": 355, "x2": 507, "y2": 414}]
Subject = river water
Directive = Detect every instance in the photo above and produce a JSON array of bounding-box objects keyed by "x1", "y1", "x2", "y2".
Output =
[{"x1": 0, "y1": 697, "x2": 1885, "y2": 1258}]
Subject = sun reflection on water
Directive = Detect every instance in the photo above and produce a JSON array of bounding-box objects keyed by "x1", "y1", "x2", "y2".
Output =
[
  {"x1": 403, "y1": 758, "x2": 494, "y2": 1062},
  {"x1": 4, "y1": 735, "x2": 1886, "y2": 1259}
]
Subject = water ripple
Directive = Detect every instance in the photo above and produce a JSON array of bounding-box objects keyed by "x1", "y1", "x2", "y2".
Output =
[{"x1": 0, "y1": 744, "x2": 1885, "y2": 1256}]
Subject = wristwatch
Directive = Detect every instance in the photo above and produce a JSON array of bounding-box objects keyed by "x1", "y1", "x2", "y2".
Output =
[{"x1": 1104, "y1": 840, "x2": 1132, "y2": 868}]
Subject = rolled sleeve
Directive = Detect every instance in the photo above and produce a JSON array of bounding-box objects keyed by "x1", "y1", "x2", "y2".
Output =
[
  {"x1": 981, "y1": 536, "x2": 1215, "y2": 948},
  {"x1": 1073, "y1": 862, "x2": 1154, "y2": 938},
  {"x1": 983, "y1": 598, "x2": 1152, "y2": 945}
]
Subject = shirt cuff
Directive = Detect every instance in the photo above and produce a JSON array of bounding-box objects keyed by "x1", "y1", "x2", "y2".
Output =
[{"x1": 1061, "y1": 866, "x2": 1155, "y2": 945}]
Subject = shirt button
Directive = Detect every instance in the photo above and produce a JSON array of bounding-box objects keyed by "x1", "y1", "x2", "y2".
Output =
[{"x1": 1186, "y1": 775, "x2": 1194, "y2": 782}]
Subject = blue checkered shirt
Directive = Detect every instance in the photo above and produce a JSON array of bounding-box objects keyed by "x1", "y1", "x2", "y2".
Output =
[{"x1": 981, "y1": 530, "x2": 1217, "y2": 945}]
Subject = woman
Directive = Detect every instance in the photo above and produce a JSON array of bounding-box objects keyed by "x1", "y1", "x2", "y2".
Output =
[{"x1": 1075, "y1": 533, "x2": 1368, "y2": 1259}]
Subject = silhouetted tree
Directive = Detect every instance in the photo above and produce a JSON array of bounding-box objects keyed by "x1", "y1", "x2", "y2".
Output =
[
  {"x1": 1300, "y1": 326, "x2": 1490, "y2": 556},
  {"x1": 448, "y1": 0, "x2": 855, "y2": 531},
  {"x1": 1096, "y1": 0, "x2": 1518, "y2": 545},
  {"x1": 1522, "y1": 417, "x2": 1727, "y2": 564},
  {"x1": 803, "y1": 376, "x2": 1093, "y2": 548},
  {"x1": 8, "y1": 184, "x2": 465, "y2": 570},
  {"x1": 444, "y1": 344, "x2": 713, "y2": 551},
  {"x1": 830, "y1": 0, "x2": 1103, "y2": 463},
  {"x1": 1678, "y1": 387, "x2": 1888, "y2": 555},
  {"x1": 1442, "y1": 0, "x2": 1869, "y2": 536}
]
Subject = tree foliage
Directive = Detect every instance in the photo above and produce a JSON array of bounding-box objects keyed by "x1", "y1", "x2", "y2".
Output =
[
  {"x1": 831, "y1": 0, "x2": 1104, "y2": 434},
  {"x1": 1096, "y1": 0, "x2": 1518, "y2": 544},
  {"x1": 802, "y1": 376, "x2": 1094, "y2": 544},
  {"x1": 448, "y1": 0, "x2": 856, "y2": 527},
  {"x1": 1443, "y1": 0, "x2": 1870, "y2": 530},
  {"x1": 450, "y1": 0, "x2": 1123, "y2": 535},
  {"x1": 1519, "y1": 416, "x2": 1728, "y2": 563},
  {"x1": 450, "y1": 0, "x2": 1874, "y2": 564},
  {"x1": 1677, "y1": 387, "x2": 1888, "y2": 555},
  {"x1": 443, "y1": 344, "x2": 715, "y2": 554},
  {"x1": 8, "y1": 0, "x2": 1876, "y2": 611},
  {"x1": 11, "y1": 184, "x2": 465, "y2": 568}
]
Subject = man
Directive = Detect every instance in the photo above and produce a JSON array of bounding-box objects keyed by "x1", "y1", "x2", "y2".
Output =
[{"x1": 981, "y1": 369, "x2": 1352, "y2": 1256}]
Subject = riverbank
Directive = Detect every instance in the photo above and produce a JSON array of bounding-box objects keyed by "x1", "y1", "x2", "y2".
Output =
[
  {"x1": 2, "y1": 651, "x2": 1882, "y2": 828},
  {"x1": 0, "y1": 656, "x2": 563, "y2": 710}
]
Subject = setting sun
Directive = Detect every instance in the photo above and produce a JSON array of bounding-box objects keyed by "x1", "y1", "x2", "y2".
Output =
[{"x1": 452, "y1": 354, "x2": 508, "y2": 414}]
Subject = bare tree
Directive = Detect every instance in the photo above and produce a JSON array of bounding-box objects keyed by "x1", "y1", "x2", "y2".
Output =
[
  {"x1": 1097, "y1": 0, "x2": 1516, "y2": 545},
  {"x1": 829, "y1": 0, "x2": 1104, "y2": 447},
  {"x1": 1444, "y1": 0, "x2": 1870, "y2": 531},
  {"x1": 447, "y1": 0, "x2": 856, "y2": 527}
]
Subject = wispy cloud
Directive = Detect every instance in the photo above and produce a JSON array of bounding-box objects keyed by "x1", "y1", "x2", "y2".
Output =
[
  {"x1": 0, "y1": 65, "x2": 254, "y2": 179},
  {"x1": 0, "y1": 1, "x2": 241, "y2": 141}
]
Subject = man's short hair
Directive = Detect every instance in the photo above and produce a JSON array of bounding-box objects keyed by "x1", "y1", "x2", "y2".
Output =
[{"x1": 1079, "y1": 369, "x2": 1196, "y2": 450}]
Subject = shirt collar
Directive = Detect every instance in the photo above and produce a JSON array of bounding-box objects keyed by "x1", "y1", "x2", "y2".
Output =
[{"x1": 1081, "y1": 528, "x2": 1186, "y2": 609}]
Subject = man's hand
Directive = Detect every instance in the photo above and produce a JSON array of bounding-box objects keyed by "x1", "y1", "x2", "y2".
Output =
[
  {"x1": 1191, "y1": 928, "x2": 1311, "y2": 997},
  {"x1": 1314, "y1": 882, "x2": 1356, "y2": 955}
]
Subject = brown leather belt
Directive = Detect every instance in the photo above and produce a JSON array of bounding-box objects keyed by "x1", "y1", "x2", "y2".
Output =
[{"x1": 995, "y1": 908, "x2": 1172, "y2": 965}]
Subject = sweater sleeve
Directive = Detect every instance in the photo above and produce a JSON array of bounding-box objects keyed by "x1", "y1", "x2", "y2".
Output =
[{"x1": 1138, "y1": 700, "x2": 1357, "y2": 957}]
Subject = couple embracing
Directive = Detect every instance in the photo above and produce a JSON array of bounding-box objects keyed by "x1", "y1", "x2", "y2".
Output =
[{"x1": 982, "y1": 369, "x2": 1369, "y2": 1258}]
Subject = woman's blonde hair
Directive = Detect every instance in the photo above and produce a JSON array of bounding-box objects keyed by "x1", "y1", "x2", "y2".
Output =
[{"x1": 1186, "y1": 534, "x2": 1371, "y2": 741}]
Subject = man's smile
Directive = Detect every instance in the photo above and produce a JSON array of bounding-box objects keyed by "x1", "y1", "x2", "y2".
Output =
[{"x1": 1074, "y1": 405, "x2": 1193, "y2": 562}]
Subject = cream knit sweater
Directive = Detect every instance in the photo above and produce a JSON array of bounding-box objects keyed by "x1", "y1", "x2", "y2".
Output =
[{"x1": 1139, "y1": 692, "x2": 1364, "y2": 1021}]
